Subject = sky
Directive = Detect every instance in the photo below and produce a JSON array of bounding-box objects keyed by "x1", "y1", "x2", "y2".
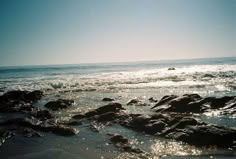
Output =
[{"x1": 0, "y1": 0, "x2": 235, "y2": 66}]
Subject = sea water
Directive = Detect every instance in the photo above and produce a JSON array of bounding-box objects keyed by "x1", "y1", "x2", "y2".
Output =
[{"x1": 0, "y1": 57, "x2": 236, "y2": 158}]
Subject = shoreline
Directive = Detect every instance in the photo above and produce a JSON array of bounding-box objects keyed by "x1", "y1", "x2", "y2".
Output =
[{"x1": 0, "y1": 90, "x2": 236, "y2": 158}]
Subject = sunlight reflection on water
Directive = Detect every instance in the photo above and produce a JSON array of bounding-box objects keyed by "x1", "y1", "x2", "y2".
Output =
[{"x1": 150, "y1": 140, "x2": 202, "y2": 157}]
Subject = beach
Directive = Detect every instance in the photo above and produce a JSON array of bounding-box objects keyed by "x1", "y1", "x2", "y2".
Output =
[{"x1": 0, "y1": 57, "x2": 236, "y2": 159}]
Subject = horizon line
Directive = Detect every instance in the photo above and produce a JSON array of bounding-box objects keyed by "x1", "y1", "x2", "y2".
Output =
[{"x1": 0, "y1": 55, "x2": 235, "y2": 68}]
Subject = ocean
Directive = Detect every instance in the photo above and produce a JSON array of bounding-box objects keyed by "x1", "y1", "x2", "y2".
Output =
[{"x1": 0, "y1": 57, "x2": 236, "y2": 159}]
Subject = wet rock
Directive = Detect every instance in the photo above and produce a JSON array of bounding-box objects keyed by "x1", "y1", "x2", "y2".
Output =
[
  {"x1": 93, "y1": 112, "x2": 117, "y2": 122},
  {"x1": 1, "y1": 90, "x2": 43, "y2": 103},
  {"x1": 109, "y1": 133, "x2": 144, "y2": 154},
  {"x1": 168, "y1": 67, "x2": 175, "y2": 70},
  {"x1": 148, "y1": 97, "x2": 158, "y2": 103},
  {"x1": 85, "y1": 103, "x2": 124, "y2": 118},
  {"x1": 72, "y1": 114, "x2": 85, "y2": 119},
  {"x1": 144, "y1": 120, "x2": 167, "y2": 134},
  {"x1": 151, "y1": 94, "x2": 203, "y2": 113},
  {"x1": 151, "y1": 95, "x2": 178, "y2": 109},
  {"x1": 32, "y1": 110, "x2": 54, "y2": 120},
  {"x1": 208, "y1": 96, "x2": 235, "y2": 109},
  {"x1": 152, "y1": 94, "x2": 236, "y2": 115},
  {"x1": 127, "y1": 99, "x2": 148, "y2": 106},
  {"x1": 123, "y1": 114, "x2": 152, "y2": 131},
  {"x1": 110, "y1": 134, "x2": 128, "y2": 144},
  {"x1": 51, "y1": 125, "x2": 79, "y2": 136},
  {"x1": 102, "y1": 98, "x2": 114, "y2": 102},
  {"x1": 0, "y1": 90, "x2": 43, "y2": 113},
  {"x1": 166, "y1": 124, "x2": 236, "y2": 147},
  {"x1": 66, "y1": 120, "x2": 82, "y2": 126},
  {"x1": 0, "y1": 117, "x2": 79, "y2": 136},
  {"x1": 120, "y1": 112, "x2": 236, "y2": 148},
  {"x1": 90, "y1": 123, "x2": 100, "y2": 132},
  {"x1": 166, "y1": 94, "x2": 202, "y2": 113},
  {"x1": 0, "y1": 129, "x2": 15, "y2": 146},
  {"x1": 22, "y1": 128, "x2": 42, "y2": 137},
  {"x1": 127, "y1": 99, "x2": 140, "y2": 105},
  {"x1": 45, "y1": 99, "x2": 74, "y2": 111}
]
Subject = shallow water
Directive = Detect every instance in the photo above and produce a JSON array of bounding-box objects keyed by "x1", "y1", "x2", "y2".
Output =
[{"x1": 0, "y1": 57, "x2": 236, "y2": 158}]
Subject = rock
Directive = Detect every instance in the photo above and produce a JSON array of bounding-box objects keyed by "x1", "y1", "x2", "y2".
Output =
[
  {"x1": 120, "y1": 112, "x2": 236, "y2": 148},
  {"x1": 152, "y1": 94, "x2": 204, "y2": 113},
  {"x1": 166, "y1": 124, "x2": 236, "y2": 147},
  {"x1": 127, "y1": 99, "x2": 148, "y2": 106},
  {"x1": 25, "y1": 90, "x2": 44, "y2": 102},
  {"x1": 0, "y1": 90, "x2": 43, "y2": 113},
  {"x1": 168, "y1": 68, "x2": 175, "y2": 70},
  {"x1": 127, "y1": 99, "x2": 140, "y2": 105},
  {"x1": 110, "y1": 134, "x2": 129, "y2": 144},
  {"x1": 66, "y1": 120, "x2": 82, "y2": 126},
  {"x1": 152, "y1": 94, "x2": 236, "y2": 115},
  {"x1": 102, "y1": 98, "x2": 114, "y2": 102},
  {"x1": 22, "y1": 128, "x2": 42, "y2": 137},
  {"x1": 151, "y1": 95, "x2": 178, "y2": 109},
  {"x1": 0, "y1": 129, "x2": 15, "y2": 147},
  {"x1": 85, "y1": 103, "x2": 124, "y2": 118},
  {"x1": 124, "y1": 114, "x2": 151, "y2": 131},
  {"x1": 72, "y1": 114, "x2": 85, "y2": 119},
  {"x1": 166, "y1": 94, "x2": 202, "y2": 113},
  {"x1": 109, "y1": 133, "x2": 144, "y2": 154},
  {"x1": 0, "y1": 117, "x2": 79, "y2": 136},
  {"x1": 90, "y1": 123, "x2": 100, "y2": 132},
  {"x1": 93, "y1": 112, "x2": 117, "y2": 122},
  {"x1": 45, "y1": 99, "x2": 74, "y2": 111},
  {"x1": 51, "y1": 125, "x2": 79, "y2": 136},
  {"x1": 208, "y1": 96, "x2": 235, "y2": 109},
  {"x1": 144, "y1": 120, "x2": 167, "y2": 134},
  {"x1": 1, "y1": 90, "x2": 43, "y2": 102},
  {"x1": 32, "y1": 110, "x2": 54, "y2": 120},
  {"x1": 149, "y1": 97, "x2": 158, "y2": 103}
]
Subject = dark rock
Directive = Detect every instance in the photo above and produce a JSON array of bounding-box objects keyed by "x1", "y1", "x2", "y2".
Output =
[
  {"x1": 149, "y1": 97, "x2": 158, "y2": 103},
  {"x1": 152, "y1": 94, "x2": 203, "y2": 113},
  {"x1": 45, "y1": 99, "x2": 74, "y2": 111},
  {"x1": 127, "y1": 99, "x2": 140, "y2": 105},
  {"x1": 0, "y1": 129, "x2": 15, "y2": 146},
  {"x1": 93, "y1": 112, "x2": 117, "y2": 122},
  {"x1": 90, "y1": 123, "x2": 100, "y2": 132},
  {"x1": 208, "y1": 96, "x2": 235, "y2": 109},
  {"x1": 51, "y1": 125, "x2": 79, "y2": 136},
  {"x1": 0, "y1": 117, "x2": 79, "y2": 136},
  {"x1": 127, "y1": 99, "x2": 148, "y2": 106},
  {"x1": 22, "y1": 128, "x2": 42, "y2": 137},
  {"x1": 33, "y1": 110, "x2": 54, "y2": 120},
  {"x1": 144, "y1": 120, "x2": 167, "y2": 134},
  {"x1": 109, "y1": 133, "x2": 145, "y2": 154},
  {"x1": 122, "y1": 145, "x2": 144, "y2": 154},
  {"x1": 25, "y1": 90, "x2": 44, "y2": 102},
  {"x1": 168, "y1": 68, "x2": 175, "y2": 70},
  {"x1": 102, "y1": 98, "x2": 114, "y2": 102},
  {"x1": 0, "y1": 90, "x2": 43, "y2": 113},
  {"x1": 85, "y1": 103, "x2": 124, "y2": 118},
  {"x1": 152, "y1": 94, "x2": 236, "y2": 115},
  {"x1": 66, "y1": 120, "x2": 82, "y2": 126},
  {"x1": 1, "y1": 90, "x2": 43, "y2": 103},
  {"x1": 151, "y1": 95, "x2": 178, "y2": 109},
  {"x1": 124, "y1": 114, "x2": 151, "y2": 131},
  {"x1": 166, "y1": 124, "x2": 236, "y2": 147},
  {"x1": 110, "y1": 134, "x2": 128, "y2": 144},
  {"x1": 166, "y1": 94, "x2": 202, "y2": 113},
  {"x1": 72, "y1": 114, "x2": 85, "y2": 119}
]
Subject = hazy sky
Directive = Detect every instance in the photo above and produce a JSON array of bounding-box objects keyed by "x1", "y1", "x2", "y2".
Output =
[{"x1": 0, "y1": 0, "x2": 235, "y2": 66}]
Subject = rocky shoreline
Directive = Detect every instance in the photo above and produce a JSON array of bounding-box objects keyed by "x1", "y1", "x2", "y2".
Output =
[{"x1": 0, "y1": 90, "x2": 236, "y2": 157}]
